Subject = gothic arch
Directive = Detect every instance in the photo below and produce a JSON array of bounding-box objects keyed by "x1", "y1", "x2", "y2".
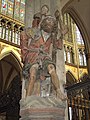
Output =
[
  {"x1": 66, "y1": 71, "x2": 77, "y2": 86},
  {"x1": 0, "y1": 51, "x2": 22, "y2": 93},
  {"x1": 62, "y1": 6, "x2": 90, "y2": 54},
  {"x1": 79, "y1": 72, "x2": 89, "y2": 82}
]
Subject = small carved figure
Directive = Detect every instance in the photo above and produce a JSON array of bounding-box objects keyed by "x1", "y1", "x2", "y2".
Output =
[{"x1": 20, "y1": 6, "x2": 67, "y2": 101}]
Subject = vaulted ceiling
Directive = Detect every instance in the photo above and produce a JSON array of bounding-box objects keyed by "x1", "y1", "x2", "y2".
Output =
[{"x1": 0, "y1": 53, "x2": 22, "y2": 93}]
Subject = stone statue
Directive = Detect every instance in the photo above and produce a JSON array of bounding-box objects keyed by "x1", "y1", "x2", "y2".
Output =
[{"x1": 20, "y1": 6, "x2": 68, "y2": 101}]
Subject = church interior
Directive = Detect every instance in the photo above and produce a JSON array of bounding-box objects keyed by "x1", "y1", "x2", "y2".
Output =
[{"x1": 0, "y1": 0, "x2": 90, "y2": 120}]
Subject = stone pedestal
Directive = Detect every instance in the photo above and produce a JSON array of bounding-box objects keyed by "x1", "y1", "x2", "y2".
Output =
[{"x1": 20, "y1": 96, "x2": 66, "y2": 120}]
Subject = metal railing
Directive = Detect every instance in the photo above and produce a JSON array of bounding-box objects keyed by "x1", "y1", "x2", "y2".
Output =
[{"x1": 66, "y1": 76, "x2": 90, "y2": 120}]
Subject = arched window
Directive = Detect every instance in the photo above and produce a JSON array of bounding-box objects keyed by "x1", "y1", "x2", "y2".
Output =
[
  {"x1": 66, "y1": 71, "x2": 77, "y2": 86},
  {"x1": 67, "y1": 51, "x2": 71, "y2": 63},
  {"x1": 71, "y1": 48, "x2": 74, "y2": 64},
  {"x1": 1, "y1": 0, "x2": 25, "y2": 23},
  {"x1": 0, "y1": 0, "x2": 25, "y2": 45},
  {"x1": 76, "y1": 26, "x2": 84, "y2": 45},
  {"x1": 6, "y1": 25, "x2": 9, "y2": 41},
  {"x1": 78, "y1": 49, "x2": 83, "y2": 66},
  {"x1": 78, "y1": 49, "x2": 87, "y2": 66},
  {"x1": 63, "y1": 13, "x2": 87, "y2": 67},
  {"x1": 63, "y1": 13, "x2": 73, "y2": 42},
  {"x1": 83, "y1": 51, "x2": 87, "y2": 66},
  {"x1": 1, "y1": 22, "x2": 6, "y2": 39},
  {"x1": 0, "y1": 19, "x2": 23, "y2": 45}
]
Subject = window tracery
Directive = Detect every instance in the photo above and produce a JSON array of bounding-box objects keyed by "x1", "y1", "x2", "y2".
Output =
[
  {"x1": 76, "y1": 26, "x2": 84, "y2": 45},
  {"x1": 63, "y1": 13, "x2": 86, "y2": 67},
  {"x1": 0, "y1": 18, "x2": 23, "y2": 45}
]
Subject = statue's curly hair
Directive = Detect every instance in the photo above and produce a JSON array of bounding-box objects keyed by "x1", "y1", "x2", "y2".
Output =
[{"x1": 40, "y1": 16, "x2": 58, "y2": 33}]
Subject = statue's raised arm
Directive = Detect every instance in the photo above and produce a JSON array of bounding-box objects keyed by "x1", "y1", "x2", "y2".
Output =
[{"x1": 55, "y1": 10, "x2": 68, "y2": 37}]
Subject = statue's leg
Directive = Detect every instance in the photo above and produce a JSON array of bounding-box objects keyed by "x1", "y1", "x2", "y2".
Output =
[
  {"x1": 26, "y1": 64, "x2": 39, "y2": 96},
  {"x1": 47, "y1": 64, "x2": 67, "y2": 100}
]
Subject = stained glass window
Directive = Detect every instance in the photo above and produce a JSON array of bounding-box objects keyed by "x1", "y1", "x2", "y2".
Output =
[
  {"x1": 63, "y1": 13, "x2": 86, "y2": 66},
  {"x1": 14, "y1": 0, "x2": 20, "y2": 19},
  {"x1": 1, "y1": 0, "x2": 25, "y2": 23},
  {"x1": 63, "y1": 13, "x2": 73, "y2": 42},
  {"x1": 20, "y1": 0, "x2": 25, "y2": 22},
  {"x1": 8, "y1": 0, "x2": 14, "y2": 17},
  {"x1": 76, "y1": 26, "x2": 84, "y2": 45},
  {"x1": 1, "y1": 0, "x2": 7, "y2": 15}
]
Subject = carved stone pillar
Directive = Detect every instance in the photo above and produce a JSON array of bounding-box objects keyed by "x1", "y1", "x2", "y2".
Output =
[{"x1": 22, "y1": 1, "x2": 67, "y2": 120}]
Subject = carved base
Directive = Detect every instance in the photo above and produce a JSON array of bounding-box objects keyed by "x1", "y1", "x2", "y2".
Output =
[
  {"x1": 20, "y1": 107, "x2": 65, "y2": 120},
  {"x1": 20, "y1": 96, "x2": 66, "y2": 120}
]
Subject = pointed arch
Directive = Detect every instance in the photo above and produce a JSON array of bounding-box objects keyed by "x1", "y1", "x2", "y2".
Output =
[
  {"x1": 66, "y1": 71, "x2": 77, "y2": 86},
  {"x1": 0, "y1": 50, "x2": 22, "y2": 92},
  {"x1": 0, "y1": 49, "x2": 22, "y2": 71},
  {"x1": 79, "y1": 72, "x2": 89, "y2": 82},
  {"x1": 0, "y1": 48, "x2": 21, "y2": 62},
  {"x1": 62, "y1": 6, "x2": 90, "y2": 54}
]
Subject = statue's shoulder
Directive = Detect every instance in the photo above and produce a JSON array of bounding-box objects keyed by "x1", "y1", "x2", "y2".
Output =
[
  {"x1": 24, "y1": 27, "x2": 34, "y2": 37},
  {"x1": 24, "y1": 27, "x2": 41, "y2": 40}
]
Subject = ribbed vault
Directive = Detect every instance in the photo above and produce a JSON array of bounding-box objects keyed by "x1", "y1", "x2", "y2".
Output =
[{"x1": 0, "y1": 52, "x2": 22, "y2": 93}]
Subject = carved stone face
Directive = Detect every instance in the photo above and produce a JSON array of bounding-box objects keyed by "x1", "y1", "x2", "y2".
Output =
[
  {"x1": 41, "y1": 5, "x2": 49, "y2": 15},
  {"x1": 40, "y1": 16, "x2": 57, "y2": 33},
  {"x1": 32, "y1": 18, "x2": 41, "y2": 28}
]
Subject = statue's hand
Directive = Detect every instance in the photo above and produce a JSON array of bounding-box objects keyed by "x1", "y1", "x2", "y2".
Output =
[{"x1": 57, "y1": 89, "x2": 67, "y2": 101}]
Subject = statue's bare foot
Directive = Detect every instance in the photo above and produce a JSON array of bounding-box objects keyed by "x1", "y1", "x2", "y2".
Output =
[{"x1": 57, "y1": 89, "x2": 67, "y2": 101}]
